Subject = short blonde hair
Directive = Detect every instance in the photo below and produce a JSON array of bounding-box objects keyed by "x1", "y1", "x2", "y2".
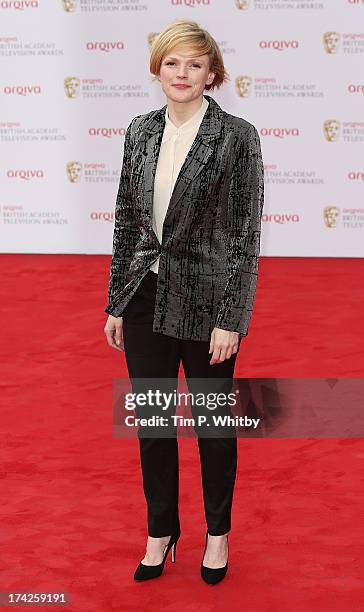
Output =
[{"x1": 150, "y1": 19, "x2": 229, "y2": 91}]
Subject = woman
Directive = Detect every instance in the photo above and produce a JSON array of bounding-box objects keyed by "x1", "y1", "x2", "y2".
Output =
[{"x1": 104, "y1": 18, "x2": 264, "y2": 585}]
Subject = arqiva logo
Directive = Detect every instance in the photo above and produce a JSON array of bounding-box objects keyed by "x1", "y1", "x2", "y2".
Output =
[
  {"x1": 86, "y1": 42, "x2": 125, "y2": 52},
  {"x1": 4, "y1": 85, "x2": 41, "y2": 95},
  {"x1": 7, "y1": 169, "x2": 44, "y2": 179},
  {"x1": 88, "y1": 128, "x2": 127, "y2": 138},
  {"x1": 348, "y1": 171, "x2": 364, "y2": 180},
  {"x1": 262, "y1": 213, "x2": 300, "y2": 224},
  {"x1": 0, "y1": 0, "x2": 38, "y2": 8},
  {"x1": 260, "y1": 127, "x2": 299, "y2": 138},
  {"x1": 259, "y1": 40, "x2": 299, "y2": 51},
  {"x1": 171, "y1": 0, "x2": 210, "y2": 6},
  {"x1": 348, "y1": 84, "x2": 364, "y2": 94},
  {"x1": 90, "y1": 212, "x2": 115, "y2": 222}
]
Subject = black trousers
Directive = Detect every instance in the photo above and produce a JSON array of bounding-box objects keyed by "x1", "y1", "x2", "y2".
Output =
[{"x1": 122, "y1": 270, "x2": 241, "y2": 537}]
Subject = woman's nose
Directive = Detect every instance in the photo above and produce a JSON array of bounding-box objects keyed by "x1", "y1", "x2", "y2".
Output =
[{"x1": 176, "y1": 66, "x2": 188, "y2": 78}]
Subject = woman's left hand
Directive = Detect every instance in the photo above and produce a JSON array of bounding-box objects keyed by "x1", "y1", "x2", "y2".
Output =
[{"x1": 209, "y1": 328, "x2": 240, "y2": 365}]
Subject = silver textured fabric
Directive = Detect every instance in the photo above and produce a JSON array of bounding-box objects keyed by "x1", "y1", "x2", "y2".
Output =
[{"x1": 105, "y1": 94, "x2": 264, "y2": 341}]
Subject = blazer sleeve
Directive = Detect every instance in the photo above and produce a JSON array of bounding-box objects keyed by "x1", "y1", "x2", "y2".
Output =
[
  {"x1": 214, "y1": 124, "x2": 264, "y2": 337},
  {"x1": 104, "y1": 118, "x2": 140, "y2": 316}
]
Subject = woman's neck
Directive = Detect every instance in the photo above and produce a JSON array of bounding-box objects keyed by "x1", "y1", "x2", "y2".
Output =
[{"x1": 166, "y1": 95, "x2": 204, "y2": 128}]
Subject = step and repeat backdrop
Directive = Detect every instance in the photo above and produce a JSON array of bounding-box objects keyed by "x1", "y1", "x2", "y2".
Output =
[{"x1": 1, "y1": 0, "x2": 363, "y2": 255}]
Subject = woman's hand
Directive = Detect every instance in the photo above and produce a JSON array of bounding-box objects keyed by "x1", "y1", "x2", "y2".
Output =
[
  {"x1": 104, "y1": 315, "x2": 124, "y2": 352},
  {"x1": 209, "y1": 328, "x2": 240, "y2": 365}
]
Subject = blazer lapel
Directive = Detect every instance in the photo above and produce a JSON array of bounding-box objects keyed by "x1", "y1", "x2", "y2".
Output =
[{"x1": 136, "y1": 94, "x2": 223, "y2": 229}]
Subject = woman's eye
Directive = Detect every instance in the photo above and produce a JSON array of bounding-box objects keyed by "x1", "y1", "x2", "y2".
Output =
[{"x1": 165, "y1": 62, "x2": 201, "y2": 68}]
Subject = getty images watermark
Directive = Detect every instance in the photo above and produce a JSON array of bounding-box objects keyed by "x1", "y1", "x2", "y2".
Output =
[
  {"x1": 112, "y1": 377, "x2": 364, "y2": 439},
  {"x1": 123, "y1": 386, "x2": 260, "y2": 432}
]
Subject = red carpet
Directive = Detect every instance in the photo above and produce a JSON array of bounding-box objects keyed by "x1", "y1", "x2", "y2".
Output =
[{"x1": 1, "y1": 254, "x2": 363, "y2": 611}]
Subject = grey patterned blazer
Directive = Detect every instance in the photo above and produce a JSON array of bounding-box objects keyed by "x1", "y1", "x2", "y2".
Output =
[{"x1": 105, "y1": 93, "x2": 264, "y2": 342}]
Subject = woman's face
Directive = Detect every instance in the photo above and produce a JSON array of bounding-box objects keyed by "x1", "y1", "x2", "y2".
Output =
[{"x1": 157, "y1": 45, "x2": 215, "y2": 103}]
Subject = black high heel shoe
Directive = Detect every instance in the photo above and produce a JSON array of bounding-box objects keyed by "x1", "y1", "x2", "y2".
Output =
[
  {"x1": 133, "y1": 529, "x2": 180, "y2": 581},
  {"x1": 200, "y1": 530, "x2": 229, "y2": 585}
]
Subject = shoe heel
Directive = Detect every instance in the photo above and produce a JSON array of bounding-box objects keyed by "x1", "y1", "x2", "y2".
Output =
[{"x1": 171, "y1": 541, "x2": 177, "y2": 563}]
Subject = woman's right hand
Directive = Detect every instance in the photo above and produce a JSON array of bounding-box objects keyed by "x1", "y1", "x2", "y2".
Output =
[{"x1": 104, "y1": 315, "x2": 124, "y2": 352}]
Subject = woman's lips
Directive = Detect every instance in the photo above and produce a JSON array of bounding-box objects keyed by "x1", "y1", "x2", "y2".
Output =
[{"x1": 173, "y1": 84, "x2": 191, "y2": 89}]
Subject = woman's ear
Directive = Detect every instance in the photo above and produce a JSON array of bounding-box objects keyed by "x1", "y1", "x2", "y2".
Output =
[{"x1": 207, "y1": 72, "x2": 215, "y2": 86}]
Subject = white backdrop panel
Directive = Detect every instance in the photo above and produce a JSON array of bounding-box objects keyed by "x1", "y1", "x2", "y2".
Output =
[{"x1": 0, "y1": 0, "x2": 363, "y2": 255}]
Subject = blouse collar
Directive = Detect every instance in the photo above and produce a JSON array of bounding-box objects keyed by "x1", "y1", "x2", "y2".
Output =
[{"x1": 164, "y1": 95, "x2": 209, "y2": 137}]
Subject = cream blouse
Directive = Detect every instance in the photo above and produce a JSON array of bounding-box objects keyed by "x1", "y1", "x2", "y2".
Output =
[{"x1": 149, "y1": 95, "x2": 209, "y2": 274}]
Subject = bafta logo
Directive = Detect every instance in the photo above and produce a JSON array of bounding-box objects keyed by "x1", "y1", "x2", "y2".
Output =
[
  {"x1": 323, "y1": 32, "x2": 340, "y2": 54},
  {"x1": 62, "y1": 0, "x2": 77, "y2": 11},
  {"x1": 323, "y1": 120, "x2": 340, "y2": 142},
  {"x1": 323, "y1": 206, "x2": 340, "y2": 228},
  {"x1": 235, "y1": 0, "x2": 250, "y2": 9},
  {"x1": 148, "y1": 32, "x2": 160, "y2": 51},
  {"x1": 67, "y1": 162, "x2": 82, "y2": 183},
  {"x1": 236, "y1": 75, "x2": 252, "y2": 98},
  {"x1": 64, "y1": 77, "x2": 81, "y2": 99}
]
